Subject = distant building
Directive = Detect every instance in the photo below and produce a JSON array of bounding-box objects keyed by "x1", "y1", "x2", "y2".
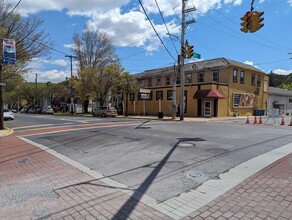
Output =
[
  {"x1": 268, "y1": 87, "x2": 292, "y2": 115},
  {"x1": 125, "y1": 57, "x2": 269, "y2": 117}
]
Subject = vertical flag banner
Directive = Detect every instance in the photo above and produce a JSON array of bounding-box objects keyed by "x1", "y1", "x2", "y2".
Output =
[{"x1": 2, "y1": 38, "x2": 16, "y2": 64}]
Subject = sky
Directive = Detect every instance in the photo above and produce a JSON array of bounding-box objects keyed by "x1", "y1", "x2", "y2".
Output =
[{"x1": 7, "y1": 0, "x2": 292, "y2": 83}]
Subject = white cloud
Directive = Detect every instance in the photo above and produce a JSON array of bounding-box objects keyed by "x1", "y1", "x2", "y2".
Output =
[
  {"x1": 25, "y1": 69, "x2": 69, "y2": 83},
  {"x1": 11, "y1": 0, "x2": 131, "y2": 16},
  {"x1": 87, "y1": 8, "x2": 180, "y2": 50},
  {"x1": 30, "y1": 58, "x2": 68, "y2": 67},
  {"x1": 11, "y1": 0, "x2": 244, "y2": 52},
  {"x1": 273, "y1": 69, "x2": 292, "y2": 75},
  {"x1": 243, "y1": 60, "x2": 258, "y2": 67},
  {"x1": 288, "y1": 0, "x2": 292, "y2": 6}
]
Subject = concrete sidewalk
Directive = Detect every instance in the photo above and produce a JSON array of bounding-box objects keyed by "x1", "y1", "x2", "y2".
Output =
[{"x1": 0, "y1": 121, "x2": 291, "y2": 219}]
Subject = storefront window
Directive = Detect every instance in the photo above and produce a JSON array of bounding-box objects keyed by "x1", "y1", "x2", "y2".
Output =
[
  {"x1": 167, "y1": 90, "x2": 173, "y2": 100},
  {"x1": 156, "y1": 91, "x2": 163, "y2": 100}
]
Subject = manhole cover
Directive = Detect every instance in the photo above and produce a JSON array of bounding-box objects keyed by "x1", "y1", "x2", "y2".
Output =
[
  {"x1": 186, "y1": 171, "x2": 203, "y2": 179},
  {"x1": 16, "y1": 158, "x2": 31, "y2": 164}
]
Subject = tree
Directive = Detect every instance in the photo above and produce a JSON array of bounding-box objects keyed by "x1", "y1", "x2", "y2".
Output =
[
  {"x1": 94, "y1": 64, "x2": 123, "y2": 106},
  {"x1": 72, "y1": 68, "x2": 97, "y2": 113},
  {"x1": 119, "y1": 72, "x2": 139, "y2": 116},
  {"x1": 72, "y1": 27, "x2": 118, "y2": 70},
  {"x1": 71, "y1": 28, "x2": 122, "y2": 108},
  {"x1": 1, "y1": 1, "x2": 52, "y2": 74}
]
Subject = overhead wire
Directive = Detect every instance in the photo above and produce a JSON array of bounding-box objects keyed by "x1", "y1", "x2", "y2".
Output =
[
  {"x1": 138, "y1": 0, "x2": 177, "y2": 63},
  {"x1": 154, "y1": 0, "x2": 178, "y2": 55},
  {"x1": 1, "y1": 0, "x2": 22, "y2": 22}
]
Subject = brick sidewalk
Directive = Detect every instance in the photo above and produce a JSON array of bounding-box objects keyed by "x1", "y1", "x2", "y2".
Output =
[
  {"x1": 184, "y1": 154, "x2": 292, "y2": 220},
  {"x1": 0, "y1": 131, "x2": 171, "y2": 220},
  {"x1": 1, "y1": 128, "x2": 291, "y2": 220}
]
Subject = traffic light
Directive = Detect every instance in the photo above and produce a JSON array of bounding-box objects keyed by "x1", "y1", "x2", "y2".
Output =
[
  {"x1": 251, "y1": 11, "x2": 264, "y2": 32},
  {"x1": 187, "y1": 45, "x2": 194, "y2": 59},
  {"x1": 181, "y1": 45, "x2": 186, "y2": 58},
  {"x1": 240, "y1": 11, "x2": 253, "y2": 33}
]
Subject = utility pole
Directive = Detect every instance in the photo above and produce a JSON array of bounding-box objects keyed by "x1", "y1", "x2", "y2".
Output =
[
  {"x1": 180, "y1": 0, "x2": 186, "y2": 121},
  {"x1": 0, "y1": 63, "x2": 4, "y2": 130},
  {"x1": 180, "y1": 0, "x2": 196, "y2": 120},
  {"x1": 35, "y1": 73, "x2": 40, "y2": 108},
  {"x1": 65, "y1": 55, "x2": 77, "y2": 115}
]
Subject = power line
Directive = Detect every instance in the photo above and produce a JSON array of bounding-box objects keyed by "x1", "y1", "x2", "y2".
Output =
[
  {"x1": 154, "y1": 0, "x2": 178, "y2": 55},
  {"x1": 138, "y1": 0, "x2": 177, "y2": 63},
  {"x1": 1, "y1": 0, "x2": 22, "y2": 22}
]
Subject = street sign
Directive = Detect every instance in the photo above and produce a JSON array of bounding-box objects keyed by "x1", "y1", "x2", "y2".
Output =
[
  {"x1": 139, "y1": 88, "x2": 151, "y2": 94},
  {"x1": 2, "y1": 38, "x2": 16, "y2": 64},
  {"x1": 193, "y1": 53, "x2": 201, "y2": 59}
]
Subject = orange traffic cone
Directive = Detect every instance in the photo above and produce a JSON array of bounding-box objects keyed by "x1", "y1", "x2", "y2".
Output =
[
  {"x1": 253, "y1": 116, "x2": 257, "y2": 124},
  {"x1": 280, "y1": 115, "x2": 285, "y2": 126},
  {"x1": 288, "y1": 116, "x2": 292, "y2": 126},
  {"x1": 258, "y1": 116, "x2": 263, "y2": 124},
  {"x1": 245, "y1": 116, "x2": 250, "y2": 124}
]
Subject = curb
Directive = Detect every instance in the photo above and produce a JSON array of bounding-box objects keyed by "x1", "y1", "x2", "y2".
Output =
[{"x1": 0, "y1": 127, "x2": 14, "y2": 138}]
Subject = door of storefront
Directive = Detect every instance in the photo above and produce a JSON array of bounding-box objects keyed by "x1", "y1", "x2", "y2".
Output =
[{"x1": 204, "y1": 101, "x2": 211, "y2": 117}]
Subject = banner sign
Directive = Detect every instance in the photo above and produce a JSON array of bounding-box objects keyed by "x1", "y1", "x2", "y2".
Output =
[
  {"x1": 233, "y1": 93, "x2": 255, "y2": 108},
  {"x1": 2, "y1": 38, "x2": 16, "y2": 64}
]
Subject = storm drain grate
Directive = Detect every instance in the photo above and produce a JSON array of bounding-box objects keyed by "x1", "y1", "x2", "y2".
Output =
[{"x1": 16, "y1": 158, "x2": 32, "y2": 164}]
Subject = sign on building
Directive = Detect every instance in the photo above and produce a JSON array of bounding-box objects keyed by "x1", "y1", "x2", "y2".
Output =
[
  {"x1": 233, "y1": 93, "x2": 255, "y2": 108},
  {"x1": 2, "y1": 38, "x2": 16, "y2": 64}
]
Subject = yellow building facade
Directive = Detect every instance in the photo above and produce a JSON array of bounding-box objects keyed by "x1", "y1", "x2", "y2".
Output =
[{"x1": 126, "y1": 58, "x2": 269, "y2": 117}]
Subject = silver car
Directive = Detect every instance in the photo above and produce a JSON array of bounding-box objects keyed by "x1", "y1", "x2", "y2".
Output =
[
  {"x1": 92, "y1": 106, "x2": 117, "y2": 117},
  {"x1": 3, "y1": 109, "x2": 14, "y2": 120}
]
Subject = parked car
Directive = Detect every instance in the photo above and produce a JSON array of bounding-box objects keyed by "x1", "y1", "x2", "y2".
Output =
[
  {"x1": 10, "y1": 109, "x2": 17, "y2": 113},
  {"x1": 92, "y1": 106, "x2": 117, "y2": 117},
  {"x1": 20, "y1": 108, "x2": 28, "y2": 113},
  {"x1": 3, "y1": 109, "x2": 14, "y2": 120},
  {"x1": 42, "y1": 107, "x2": 54, "y2": 114}
]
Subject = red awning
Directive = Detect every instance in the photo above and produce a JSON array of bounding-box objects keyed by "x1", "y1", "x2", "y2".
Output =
[{"x1": 193, "y1": 89, "x2": 225, "y2": 99}]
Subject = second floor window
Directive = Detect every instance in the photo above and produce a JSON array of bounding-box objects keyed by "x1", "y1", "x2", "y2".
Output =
[
  {"x1": 212, "y1": 70, "x2": 219, "y2": 82},
  {"x1": 148, "y1": 78, "x2": 152, "y2": 87},
  {"x1": 240, "y1": 71, "x2": 245, "y2": 84},
  {"x1": 257, "y1": 75, "x2": 261, "y2": 87},
  {"x1": 165, "y1": 76, "x2": 170, "y2": 86},
  {"x1": 198, "y1": 71, "x2": 204, "y2": 83},
  {"x1": 251, "y1": 73, "x2": 255, "y2": 86},
  {"x1": 141, "y1": 79, "x2": 145, "y2": 87},
  {"x1": 186, "y1": 73, "x2": 192, "y2": 84},
  {"x1": 156, "y1": 77, "x2": 161, "y2": 86},
  {"x1": 233, "y1": 69, "x2": 238, "y2": 82},
  {"x1": 176, "y1": 74, "x2": 181, "y2": 84}
]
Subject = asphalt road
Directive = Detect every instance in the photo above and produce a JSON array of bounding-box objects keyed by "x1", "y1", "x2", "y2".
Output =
[{"x1": 8, "y1": 114, "x2": 292, "y2": 202}]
